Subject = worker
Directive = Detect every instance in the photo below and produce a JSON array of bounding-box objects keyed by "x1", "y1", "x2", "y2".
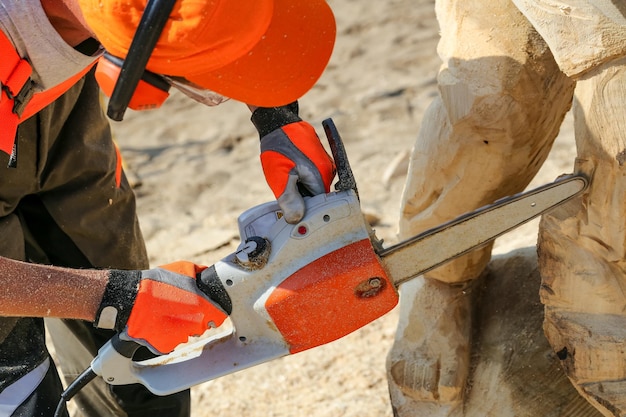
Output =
[{"x1": 0, "y1": 0, "x2": 336, "y2": 416}]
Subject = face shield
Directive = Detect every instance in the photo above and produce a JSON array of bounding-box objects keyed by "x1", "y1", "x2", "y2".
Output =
[{"x1": 163, "y1": 76, "x2": 229, "y2": 107}]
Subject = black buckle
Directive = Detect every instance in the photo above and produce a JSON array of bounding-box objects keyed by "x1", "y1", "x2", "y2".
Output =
[
  {"x1": 10, "y1": 79, "x2": 35, "y2": 117},
  {"x1": 0, "y1": 80, "x2": 31, "y2": 168}
]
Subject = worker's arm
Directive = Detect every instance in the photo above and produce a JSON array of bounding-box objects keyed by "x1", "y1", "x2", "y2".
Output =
[
  {"x1": 0, "y1": 256, "x2": 107, "y2": 321},
  {"x1": 0, "y1": 257, "x2": 228, "y2": 354}
]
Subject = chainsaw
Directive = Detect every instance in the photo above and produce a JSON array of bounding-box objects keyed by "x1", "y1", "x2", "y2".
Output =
[{"x1": 55, "y1": 118, "x2": 588, "y2": 414}]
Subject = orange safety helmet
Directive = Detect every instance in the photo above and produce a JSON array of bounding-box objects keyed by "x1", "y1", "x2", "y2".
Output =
[{"x1": 81, "y1": 0, "x2": 337, "y2": 121}]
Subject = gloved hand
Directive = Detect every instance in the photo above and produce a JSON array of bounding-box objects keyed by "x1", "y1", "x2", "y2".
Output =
[
  {"x1": 252, "y1": 102, "x2": 336, "y2": 224},
  {"x1": 94, "y1": 261, "x2": 229, "y2": 354}
]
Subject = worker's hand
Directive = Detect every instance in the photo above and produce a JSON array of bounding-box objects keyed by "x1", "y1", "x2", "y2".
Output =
[
  {"x1": 94, "y1": 261, "x2": 229, "y2": 354},
  {"x1": 252, "y1": 102, "x2": 336, "y2": 224}
]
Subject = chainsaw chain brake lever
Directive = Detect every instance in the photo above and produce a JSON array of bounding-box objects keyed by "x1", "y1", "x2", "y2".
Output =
[{"x1": 322, "y1": 118, "x2": 358, "y2": 197}]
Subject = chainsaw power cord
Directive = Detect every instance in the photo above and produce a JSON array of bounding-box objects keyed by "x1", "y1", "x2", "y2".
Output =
[{"x1": 54, "y1": 366, "x2": 97, "y2": 417}]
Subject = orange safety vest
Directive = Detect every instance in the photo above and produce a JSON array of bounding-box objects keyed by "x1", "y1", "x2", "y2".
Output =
[{"x1": 0, "y1": 30, "x2": 96, "y2": 164}]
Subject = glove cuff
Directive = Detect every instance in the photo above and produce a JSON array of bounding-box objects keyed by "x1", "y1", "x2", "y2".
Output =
[
  {"x1": 94, "y1": 269, "x2": 141, "y2": 332},
  {"x1": 251, "y1": 101, "x2": 302, "y2": 138}
]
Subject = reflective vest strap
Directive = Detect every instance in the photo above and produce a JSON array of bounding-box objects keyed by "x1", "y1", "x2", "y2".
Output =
[
  {"x1": 0, "y1": 30, "x2": 24, "y2": 84},
  {"x1": 0, "y1": 29, "x2": 97, "y2": 156},
  {"x1": 20, "y1": 64, "x2": 95, "y2": 121},
  {"x1": 0, "y1": 30, "x2": 31, "y2": 155},
  {"x1": 0, "y1": 110, "x2": 19, "y2": 155}
]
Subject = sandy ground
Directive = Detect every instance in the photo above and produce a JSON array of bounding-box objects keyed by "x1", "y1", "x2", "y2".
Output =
[{"x1": 102, "y1": 0, "x2": 577, "y2": 415}]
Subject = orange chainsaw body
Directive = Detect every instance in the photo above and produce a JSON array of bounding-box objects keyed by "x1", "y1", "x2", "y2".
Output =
[{"x1": 266, "y1": 238, "x2": 398, "y2": 354}]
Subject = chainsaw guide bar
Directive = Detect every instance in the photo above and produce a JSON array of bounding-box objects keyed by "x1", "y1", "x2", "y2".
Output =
[{"x1": 378, "y1": 174, "x2": 588, "y2": 287}]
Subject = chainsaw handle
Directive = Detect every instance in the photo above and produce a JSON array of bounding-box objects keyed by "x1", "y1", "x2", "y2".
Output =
[
  {"x1": 90, "y1": 322, "x2": 289, "y2": 395},
  {"x1": 196, "y1": 265, "x2": 233, "y2": 315},
  {"x1": 90, "y1": 331, "x2": 146, "y2": 386},
  {"x1": 89, "y1": 263, "x2": 236, "y2": 388}
]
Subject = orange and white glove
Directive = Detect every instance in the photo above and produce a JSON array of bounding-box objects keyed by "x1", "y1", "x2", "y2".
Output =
[
  {"x1": 94, "y1": 261, "x2": 229, "y2": 354},
  {"x1": 252, "y1": 102, "x2": 336, "y2": 224}
]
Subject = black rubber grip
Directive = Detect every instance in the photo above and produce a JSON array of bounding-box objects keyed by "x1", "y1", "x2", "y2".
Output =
[{"x1": 197, "y1": 265, "x2": 233, "y2": 315}]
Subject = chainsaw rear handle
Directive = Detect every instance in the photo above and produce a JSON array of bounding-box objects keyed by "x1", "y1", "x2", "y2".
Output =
[
  {"x1": 90, "y1": 332, "x2": 143, "y2": 386},
  {"x1": 89, "y1": 266, "x2": 234, "y2": 386}
]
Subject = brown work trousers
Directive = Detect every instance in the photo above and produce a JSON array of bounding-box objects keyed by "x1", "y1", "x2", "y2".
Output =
[{"x1": 0, "y1": 69, "x2": 189, "y2": 416}]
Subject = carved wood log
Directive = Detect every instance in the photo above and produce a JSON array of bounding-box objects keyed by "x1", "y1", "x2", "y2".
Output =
[
  {"x1": 388, "y1": 0, "x2": 575, "y2": 414},
  {"x1": 388, "y1": 248, "x2": 604, "y2": 417},
  {"x1": 538, "y1": 58, "x2": 626, "y2": 417},
  {"x1": 391, "y1": 1, "x2": 626, "y2": 416},
  {"x1": 512, "y1": 0, "x2": 626, "y2": 78},
  {"x1": 467, "y1": 248, "x2": 602, "y2": 417}
]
